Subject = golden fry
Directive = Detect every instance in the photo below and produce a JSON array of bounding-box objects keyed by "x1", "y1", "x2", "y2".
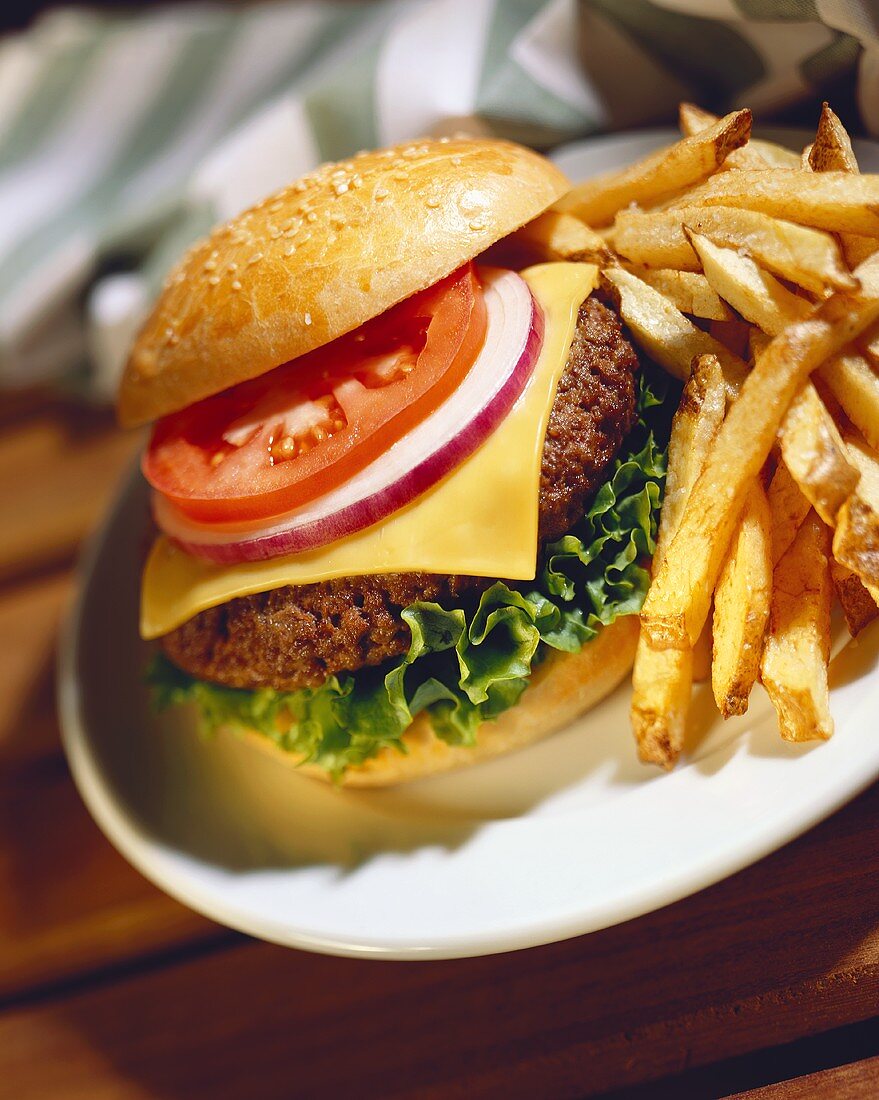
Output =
[
  {"x1": 767, "y1": 460, "x2": 810, "y2": 565},
  {"x1": 683, "y1": 170, "x2": 879, "y2": 236},
  {"x1": 600, "y1": 266, "x2": 747, "y2": 391},
  {"x1": 557, "y1": 110, "x2": 751, "y2": 226},
  {"x1": 761, "y1": 512, "x2": 833, "y2": 742},
  {"x1": 622, "y1": 264, "x2": 733, "y2": 321},
  {"x1": 631, "y1": 355, "x2": 726, "y2": 767},
  {"x1": 640, "y1": 259, "x2": 879, "y2": 650},
  {"x1": 832, "y1": 430, "x2": 879, "y2": 589},
  {"x1": 613, "y1": 205, "x2": 853, "y2": 294},
  {"x1": 779, "y1": 382, "x2": 859, "y2": 527},
  {"x1": 512, "y1": 209, "x2": 611, "y2": 264},
  {"x1": 807, "y1": 103, "x2": 878, "y2": 281},
  {"x1": 820, "y1": 348, "x2": 879, "y2": 454},
  {"x1": 830, "y1": 559, "x2": 879, "y2": 638},
  {"x1": 685, "y1": 230, "x2": 809, "y2": 334},
  {"x1": 677, "y1": 103, "x2": 797, "y2": 168},
  {"x1": 685, "y1": 231, "x2": 860, "y2": 526},
  {"x1": 809, "y1": 103, "x2": 858, "y2": 173},
  {"x1": 712, "y1": 481, "x2": 772, "y2": 718}
]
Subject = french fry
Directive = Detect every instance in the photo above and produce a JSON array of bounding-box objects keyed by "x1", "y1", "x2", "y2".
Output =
[
  {"x1": 832, "y1": 430, "x2": 879, "y2": 589},
  {"x1": 656, "y1": 355, "x2": 727, "y2": 556},
  {"x1": 683, "y1": 170, "x2": 879, "y2": 236},
  {"x1": 821, "y1": 349, "x2": 879, "y2": 452},
  {"x1": 678, "y1": 102, "x2": 717, "y2": 137},
  {"x1": 687, "y1": 231, "x2": 861, "y2": 525},
  {"x1": 600, "y1": 266, "x2": 747, "y2": 391},
  {"x1": 807, "y1": 103, "x2": 878, "y2": 287},
  {"x1": 711, "y1": 481, "x2": 772, "y2": 718},
  {"x1": 841, "y1": 234, "x2": 879, "y2": 270},
  {"x1": 767, "y1": 460, "x2": 811, "y2": 565},
  {"x1": 809, "y1": 103, "x2": 858, "y2": 173},
  {"x1": 631, "y1": 354, "x2": 726, "y2": 767},
  {"x1": 830, "y1": 559, "x2": 879, "y2": 638},
  {"x1": 778, "y1": 382, "x2": 860, "y2": 526},
  {"x1": 622, "y1": 263, "x2": 733, "y2": 321},
  {"x1": 512, "y1": 210, "x2": 611, "y2": 264},
  {"x1": 557, "y1": 109, "x2": 751, "y2": 226},
  {"x1": 613, "y1": 205, "x2": 854, "y2": 294},
  {"x1": 760, "y1": 511, "x2": 833, "y2": 742},
  {"x1": 685, "y1": 229, "x2": 810, "y2": 334},
  {"x1": 640, "y1": 258, "x2": 879, "y2": 650},
  {"x1": 678, "y1": 102, "x2": 798, "y2": 169},
  {"x1": 748, "y1": 140, "x2": 804, "y2": 171}
]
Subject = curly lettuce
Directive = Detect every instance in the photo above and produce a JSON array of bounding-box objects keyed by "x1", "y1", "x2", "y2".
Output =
[{"x1": 149, "y1": 367, "x2": 675, "y2": 778}]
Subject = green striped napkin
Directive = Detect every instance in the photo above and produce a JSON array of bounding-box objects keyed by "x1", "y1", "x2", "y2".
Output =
[{"x1": 0, "y1": 0, "x2": 875, "y2": 398}]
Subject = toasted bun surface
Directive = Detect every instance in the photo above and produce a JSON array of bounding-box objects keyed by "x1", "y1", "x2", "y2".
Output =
[
  {"x1": 119, "y1": 138, "x2": 569, "y2": 427},
  {"x1": 241, "y1": 616, "x2": 639, "y2": 788}
]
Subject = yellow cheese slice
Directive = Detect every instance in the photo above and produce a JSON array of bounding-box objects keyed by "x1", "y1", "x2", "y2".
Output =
[{"x1": 141, "y1": 262, "x2": 598, "y2": 639}]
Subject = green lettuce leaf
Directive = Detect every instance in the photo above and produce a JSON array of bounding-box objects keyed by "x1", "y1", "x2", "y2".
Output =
[{"x1": 149, "y1": 365, "x2": 675, "y2": 779}]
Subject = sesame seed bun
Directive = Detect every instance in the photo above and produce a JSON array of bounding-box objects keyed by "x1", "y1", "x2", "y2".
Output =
[
  {"x1": 240, "y1": 616, "x2": 639, "y2": 787},
  {"x1": 118, "y1": 138, "x2": 569, "y2": 428}
]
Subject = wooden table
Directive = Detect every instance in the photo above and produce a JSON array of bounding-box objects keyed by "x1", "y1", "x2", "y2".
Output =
[{"x1": 2, "y1": 398, "x2": 878, "y2": 1099}]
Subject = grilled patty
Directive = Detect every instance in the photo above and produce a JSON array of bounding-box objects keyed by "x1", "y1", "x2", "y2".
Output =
[{"x1": 161, "y1": 298, "x2": 639, "y2": 691}]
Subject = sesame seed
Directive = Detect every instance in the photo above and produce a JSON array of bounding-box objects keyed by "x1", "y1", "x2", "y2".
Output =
[
  {"x1": 469, "y1": 218, "x2": 487, "y2": 231},
  {"x1": 231, "y1": 279, "x2": 242, "y2": 290},
  {"x1": 374, "y1": 187, "x2": 389, "y2": 201},
  {"x1": 285, "y1": 245, "x2": 296, "y2": 256},
  {"x1": 248, "y1": 252, "x2": 263, "y2": 265},
  {"x1": 307, "y1": 210, "x2": 318, "y2": 222},
  {"x1": 426, "y1": 197, "x2": 440, "y2": 209},
  {"x1": 227, "y1": 262, "x2": 238, "y2": 272},
  {"x1": 208, "y1": 275, "x2": 220, "y2": 285},
  {"x1": 304, "y1": 312, "x2": 312, "y2": 326},
  {"x1": 204, "y1": 259, "x2": 217, "y2": 272}
]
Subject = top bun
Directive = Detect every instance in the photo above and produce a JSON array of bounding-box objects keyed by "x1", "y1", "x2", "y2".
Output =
[{"x1": 118, "y1": 138, "x2": 569, "y2": 427}]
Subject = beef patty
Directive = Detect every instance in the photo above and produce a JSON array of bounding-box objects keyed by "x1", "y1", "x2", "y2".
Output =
[{"x1": 161, "y1": 298, "x2": 639, "y2": 691}]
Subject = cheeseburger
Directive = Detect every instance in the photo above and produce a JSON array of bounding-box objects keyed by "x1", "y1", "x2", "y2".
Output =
[{"x1": 122, "y1": 138, "x2": 670, "y2": 786}]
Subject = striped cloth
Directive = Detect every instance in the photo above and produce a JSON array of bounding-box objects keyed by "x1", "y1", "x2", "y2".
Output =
[{"x1": 1, "y1": 0, "x2": 877, "y2": 398}]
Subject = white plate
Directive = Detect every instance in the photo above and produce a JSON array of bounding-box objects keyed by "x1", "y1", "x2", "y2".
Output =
[{"x1": 60, "y1": 129, "x2": 879, "y2": 960}]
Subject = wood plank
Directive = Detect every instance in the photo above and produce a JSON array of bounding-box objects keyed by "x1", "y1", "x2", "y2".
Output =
[
  {"x1": 0, "y1": 571, "x2": 72, "y2": 767},
  {"x1": 2, "y1": 781, "x2": 879, "y2": 1099},
  {"x1": 0, "y1": 570, "x2": 221, "y2": 999},
  {"x1": 0, "y1": 755, "x2": 223, "y2": 1001},
  {"x1": 730, "y1": 1054, "x2": 879, "y2": 1098},
  {"x1": 0, "y1": 410, "x2": 141, "y2": 583}
]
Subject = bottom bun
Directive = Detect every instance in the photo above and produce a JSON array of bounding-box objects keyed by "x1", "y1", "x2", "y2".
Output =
[{"x1": 242, "y1": 615, "x2": 640, "y2": 788}]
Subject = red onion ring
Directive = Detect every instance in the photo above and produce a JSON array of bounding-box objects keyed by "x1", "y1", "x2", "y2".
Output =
[{"x1": 155, "y1": 267, "x2": 543, "y2": 563}]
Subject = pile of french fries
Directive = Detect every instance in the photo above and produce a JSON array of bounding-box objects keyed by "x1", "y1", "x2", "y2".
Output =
[{"x1": 519, "y1": 102, "x2": 879, "y2": 767}]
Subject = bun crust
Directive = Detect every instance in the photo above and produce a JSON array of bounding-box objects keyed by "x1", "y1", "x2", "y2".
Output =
[
  {"x1": 243, "y1": 616, "x2": 639, "y2": 788},
  {"x1": 119, "y1": 138, "x2": 569, "y2": 427}
]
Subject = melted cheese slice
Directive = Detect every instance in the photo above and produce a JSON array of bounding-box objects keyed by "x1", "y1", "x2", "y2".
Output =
[{"x1": 142, "y1": 262, "x2": 598, "y2": 639}]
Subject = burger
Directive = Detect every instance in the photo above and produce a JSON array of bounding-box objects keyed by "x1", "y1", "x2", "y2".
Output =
[{"x1": 121, "y1": 138, "x2": 670, "y2": 787}]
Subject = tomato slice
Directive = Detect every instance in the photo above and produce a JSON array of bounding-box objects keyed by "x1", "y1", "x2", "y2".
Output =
[{"x1": 144, "y1": 264, "x2": 487, "y2": 524}]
